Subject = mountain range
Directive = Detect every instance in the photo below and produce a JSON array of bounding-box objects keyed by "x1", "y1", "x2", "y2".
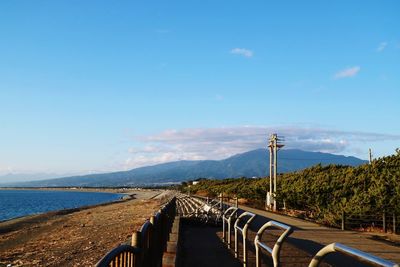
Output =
[{"x1": 3, "y1": 149, "x2": 367, "y2": 187}]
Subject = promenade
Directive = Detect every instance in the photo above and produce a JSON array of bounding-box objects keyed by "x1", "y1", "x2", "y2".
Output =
[
  {"x1": 179, "y1": 204, "x2": 400, "y2": 267},
  {"x1": 240, "y1": 205, "x2": 400, "y2": 264}
]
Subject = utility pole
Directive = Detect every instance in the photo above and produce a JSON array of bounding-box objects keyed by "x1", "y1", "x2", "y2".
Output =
[
  {"x1": 269, "y1": 138, "x2": 273, "y2": 203},
  {"x1": 267, "y1": 133, "x2": 284, "y2": 211},
  {"x1": 369, "y1": 148, "x2": 373, "y2": 164}
]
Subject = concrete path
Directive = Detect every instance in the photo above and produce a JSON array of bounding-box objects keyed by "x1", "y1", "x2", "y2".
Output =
[
  {"x1": 178, "y1": 220, "x2": 242, "y2": 267},
  {"x1": 239, "y1": 205, "x2": 400, "y2": 265},
  {"x1": 178, "y1": 216, "x2": 331, "y2": 267},
  {"x1": 177, "y1": 202, "x2": 399, "y2": 266}
]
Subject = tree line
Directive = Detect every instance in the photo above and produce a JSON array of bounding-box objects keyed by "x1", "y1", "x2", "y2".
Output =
[{"x1": 182, "y1": 149, "x2": 400, "y2": 226}]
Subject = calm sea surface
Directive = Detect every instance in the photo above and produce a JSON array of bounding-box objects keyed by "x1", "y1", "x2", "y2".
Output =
[{"x1": 0, "y1": 189, "x2": 124, "y2": 222}]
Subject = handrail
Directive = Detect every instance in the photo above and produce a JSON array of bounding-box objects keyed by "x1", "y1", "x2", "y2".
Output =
[
  {"x1": 138, "y1": 220, "x2": 154, "y2": 266},
  {"x1": 234, "y1": 211, "x2": 257, "y2": 267},
  {"x1": 150, "y1": 213, "x2": 161, "y2": 266},
  {"x1": 254, "y1": 220, "x2": 293, "y2": 267},
  {"x1": 308, "y1": 243, "x2": 399, "y2": 267},
  {"x1": 139, "y1": 220, "x2": 153, "y2": 242},
  {"x1": 96, "y1": 244, "x2": 140, "y2": 267},
  {"x1": 95, "y1": 196, "x2": 177, "y2": 267},
  {"x1": 222, "y1": 207, "x2": 238, "y2": 248},
  {"x1": 177, "y1": 194, "x2": 224, "y2": 224}
]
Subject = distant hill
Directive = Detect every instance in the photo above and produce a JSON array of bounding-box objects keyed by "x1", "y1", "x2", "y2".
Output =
[{"x1": 6, "y1": 149, "x2": 367, "y2": 187}]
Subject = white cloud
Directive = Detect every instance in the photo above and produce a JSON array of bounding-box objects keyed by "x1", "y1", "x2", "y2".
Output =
[
  {"x1": 230, "y1": 48, "x2": 253, "y2": 58},
  {"x1": 122, "y1": 126, "x2": 400, "y2": 169},
  {"x1": 334, "y1": 66, "x2": 360, "y2": 79},
  {"x1": 0, "y1": 165, "x2": 14, "y2": 176},
  {"x1": 377, "y1": 42, "x2": 387, "y2": 52}
]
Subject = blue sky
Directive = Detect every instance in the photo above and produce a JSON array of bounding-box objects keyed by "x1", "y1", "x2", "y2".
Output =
[{"x1": 0, "y1": 1, "x2": 399, "y2": 179}]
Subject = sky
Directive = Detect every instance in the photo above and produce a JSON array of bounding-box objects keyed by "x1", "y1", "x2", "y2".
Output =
[{"x1": 0, "y1": 1, "x2": 399, "y2": 181}]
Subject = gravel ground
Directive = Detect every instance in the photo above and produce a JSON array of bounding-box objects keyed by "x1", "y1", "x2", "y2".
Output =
[{"x1": 0, "y1": 190, "x2": 163, "y2": 267}]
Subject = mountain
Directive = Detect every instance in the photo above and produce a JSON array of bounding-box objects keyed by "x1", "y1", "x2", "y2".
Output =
[
  {"x1": 5, "y1": 149, "x2": 367, "y2": 187},
  {"x1": 0, "y1": 172, "x2": 89, "y2": 184}
]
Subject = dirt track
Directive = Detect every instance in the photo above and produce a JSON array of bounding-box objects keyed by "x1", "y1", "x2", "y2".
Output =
[{"x1": 0, "y1": 190, "x2": 163, "y2": 267}]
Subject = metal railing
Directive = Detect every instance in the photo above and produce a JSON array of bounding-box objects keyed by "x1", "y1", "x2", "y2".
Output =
[
  {"x1": 254, "y1": 220, "x2": 293, "y2": 267},
  {"x1": 187, "y1": 194, "x2": 399, "y2": 267},
  {"x1": 94, "y1": 244, "x2": 140, "y2": 267},
  {"x1": 203, "y1": 200, "x2": 225, "y2": 224},
  {"x1": 95, "y1": 196, "x2": 176, "y2": 267},
  {"x1": 177, "y1": 194, "x2": 224, "y2": 224},
  {"x1": 234, "y1": 211, "x2": 257, "y2": 267},
  {"x1": 136, "y1": 220, "x2": 153, "y2": 266},
  {"x1": 192, "y1": 194, "x2": 238, "y2": 212},
  {"x1": 222, "y1": 207, "x2": 239, "y2": 249},
  {"x1": 308, "y1": 242, "x2": 399, "y2": 267}
]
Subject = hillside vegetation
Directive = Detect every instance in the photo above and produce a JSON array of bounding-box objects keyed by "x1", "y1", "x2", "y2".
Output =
[
  {"x1": 185, "y1": 150, "x2": 400, "y2": 226},
  {"x1": 7, "y1": 149, "x2": 365, "y2": 187}
]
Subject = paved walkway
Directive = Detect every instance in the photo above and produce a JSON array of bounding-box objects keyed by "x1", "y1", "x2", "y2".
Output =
[
  {"x1": 178, "y1": 202, "x2": 400, "y2": 266},
  {"x1": 178, "y1": 220, "x2": 242, "y2": 267},
  {"x1": 239, "y1": 205, "x2": 400, "y2": 265}
]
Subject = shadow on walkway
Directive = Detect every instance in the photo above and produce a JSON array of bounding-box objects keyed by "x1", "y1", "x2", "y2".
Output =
[
  {"x1": 178, "y1": 216, "x2": 369, "y2": 267},
  {"x1": 178, "y1": 220, "x2": 241, "y2": 267}
]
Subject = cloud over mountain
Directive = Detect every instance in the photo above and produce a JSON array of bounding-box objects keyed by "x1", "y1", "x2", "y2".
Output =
[{"x1": 123, "y1": 126, "x2": 400, "y2": 169}]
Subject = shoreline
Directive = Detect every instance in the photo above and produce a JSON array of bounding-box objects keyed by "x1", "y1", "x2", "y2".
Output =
[
  {"x1": 0, "y1": 194, "x2": 129, "y2": 226},
  {"x1": 0, "y1": 196, "x2": 133, "y2": 233},
  {"x1": 0, "y1": 189, "x2": 162, "y2": 224},
  {"x1": 0, "y1": 190, "x2": 163, "y2": 266},
  {"x1": 0, "y1": 186, "x2": 148, "y2": 194},
  {"x1": 0, "y1": 187, "x2": 161, "y2": 201},
  {"x1": 0, "y1": 189, "x2": 163, "y2": 229}
]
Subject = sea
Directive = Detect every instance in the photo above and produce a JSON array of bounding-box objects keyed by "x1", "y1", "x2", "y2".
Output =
[{"x1": 0, "y1": 189, "x2": 124, "y2": 222}]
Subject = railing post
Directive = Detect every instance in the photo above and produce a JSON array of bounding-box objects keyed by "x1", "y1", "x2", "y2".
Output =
[
  {"x1": 235, "y1": 196, "x2": 238, "y2": 208},
  {"x1": 234, "y1": 212, "x2": 256, "y2": 265},
  {"x1": 97, "y1": 197, "x2": 177, "y2": 267},
  {"x1": 234, "y1": 226, "x2": 238, "y2": 258},
  {"x1": 393, "y1": 213, "x2": 397, "y2": 234},
  {"x1": 131, "y1": 231, "x2": 141, "y2": 267},
  {"x1": 243, "y1": 231, "x2": 247, "y2": 267},
  {"x1": 150, "y1": 215, "x2": 157, "y2": 267},
  {"x1": 254, "y1": 221, "x2": 293, "y2": 267},
  {"x1": 222, "y1": 216, "x2": 226, "y2": 243},
  {"x1": 132, "y1": 231, "x2": 141, "y2": 247},
  {"x1": 158, "y1": 208, "x2": 165, "y2": 247},
  {"x1": 227, "y1": 216, "x2": 232, "y2": 249},
  {"x1": 341, "y1": 211, "x2": 346, "y2": 231},
  {"x1": 383, "y1": 211, "x2": 387, "y2": 233}
]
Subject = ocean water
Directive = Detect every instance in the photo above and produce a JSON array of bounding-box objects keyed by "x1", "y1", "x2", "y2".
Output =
[{"x1": 0, "y1": 189, "x2": 124, "y2": 222}]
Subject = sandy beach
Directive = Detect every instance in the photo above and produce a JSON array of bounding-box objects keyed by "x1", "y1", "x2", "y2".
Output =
[{"x1": 0, "y1": 190, "x2": 166, "y2": 267}]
